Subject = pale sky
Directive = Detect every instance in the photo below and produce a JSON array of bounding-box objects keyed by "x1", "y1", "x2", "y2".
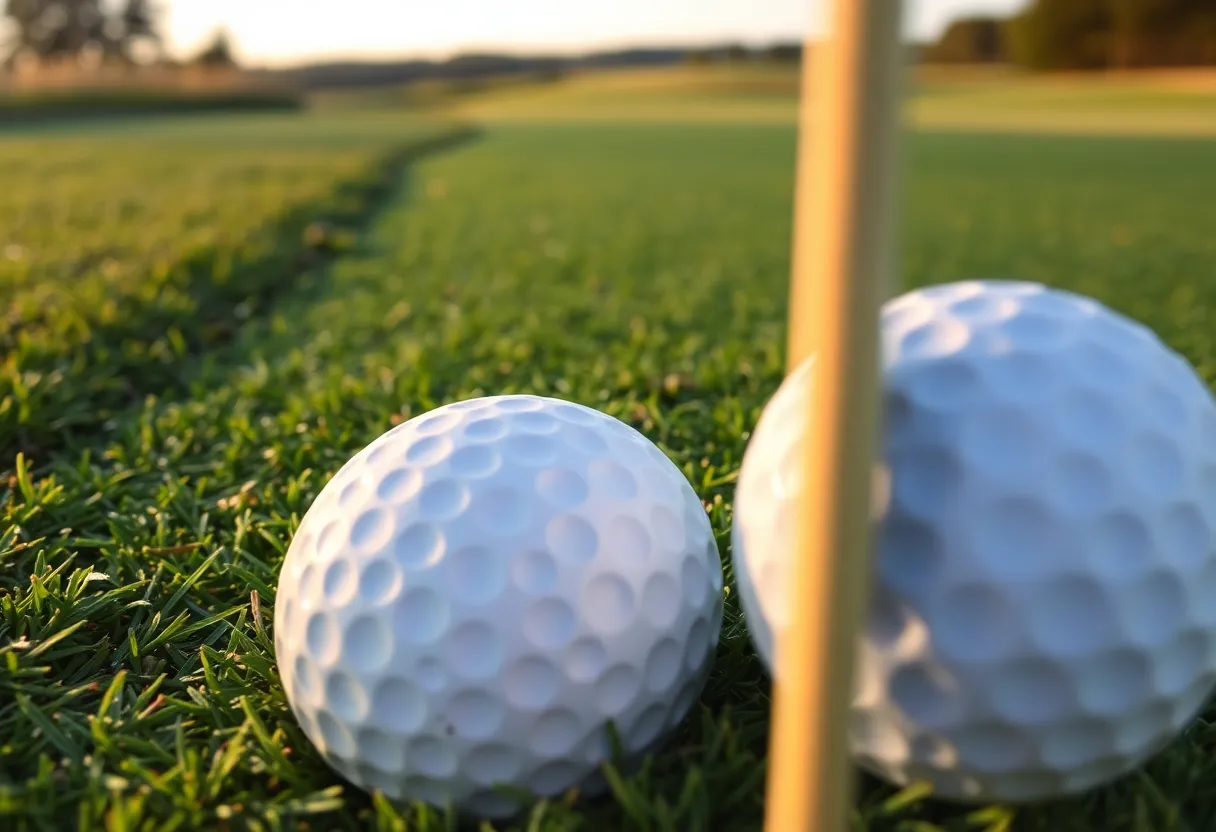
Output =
[{"x1": 162, "y1": 0, "x2": 1029, "y2": 68}]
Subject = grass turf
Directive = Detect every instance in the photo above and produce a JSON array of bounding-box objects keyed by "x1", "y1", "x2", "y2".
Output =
[
  {"x1": 5, "y1": 72, "x2": 1216, "y2": 830},
  {"x1": 0, "y1": 112, "x2": 473, "y2": 458},
  {"x1": 449, "y1": 63, "x2": 1216, "y2": 136}
]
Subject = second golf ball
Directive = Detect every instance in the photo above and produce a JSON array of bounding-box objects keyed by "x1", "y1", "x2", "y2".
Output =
[
  {"x1": 274, "y1": 394, "x2": 724, "y2": 819},
  {"x1": 732, "y1": 279, "x2": 1216, "y2": 803}
]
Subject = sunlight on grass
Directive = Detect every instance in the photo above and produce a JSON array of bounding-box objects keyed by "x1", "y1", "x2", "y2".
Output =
[{"x1": 4, "y1": 66, "x2": 1216, "y2": 830}]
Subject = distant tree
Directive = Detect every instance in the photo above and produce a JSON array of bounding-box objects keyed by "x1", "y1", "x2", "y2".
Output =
[
  {"x1": 191, "y1": 28, "x2": 238, "y2": 68},
  {"x1": 117, "y1": 0, "x2": 161, "y2": 61},
  {"x1": 922, "y1": 16, "x2": 1008, "y2": 63},
  {"x1": 724, "y1": 43, "x2": 749, "y2": 62},
  {"x1": 1007, "y1": 0, "x2": 1216, "y2": 69},
  {"x1": 1108, "y1": 0, "x2": 1216, "y2": 66},
  {"x1": 2, "y1": 0, "x2": 162, "y2": 66},
  {"x1": 3, "y1": 0, "x2": 103, "y2": 63},
  {"x1": 1006, "y1": 0, "x2": 1111, "y2": 70},
  {"x1": 764, "y1": 43, "x2": 802, "y2": 63}
]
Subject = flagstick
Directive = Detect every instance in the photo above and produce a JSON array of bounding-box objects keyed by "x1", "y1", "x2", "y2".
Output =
[{"x1": 762, "y1": 2, "x2": 904, "y2": 831}]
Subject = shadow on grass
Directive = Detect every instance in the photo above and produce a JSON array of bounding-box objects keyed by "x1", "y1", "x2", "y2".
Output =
[
  {"x1": 0, "y1": 95, "x2": 306, "y2": 134},
  {"x1": 1, "y1": 125, "x2": 483, "y2": 464}
]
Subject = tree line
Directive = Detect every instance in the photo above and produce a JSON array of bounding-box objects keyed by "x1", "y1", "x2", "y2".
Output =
[
  {"x1": 925, "y1": 0, "x2": 1216, "y2": 69},
  {"x1": 2, "y1": 0, "x2": 235, "y2": 68},
  {"x1": 9, "y1": 0, "x2": 1214, "y2": 76}
]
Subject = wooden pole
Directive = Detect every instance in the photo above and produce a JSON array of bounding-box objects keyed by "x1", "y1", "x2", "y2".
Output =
[{"x1": 762, "y1": 2, "x2": 904, "y2": 831}]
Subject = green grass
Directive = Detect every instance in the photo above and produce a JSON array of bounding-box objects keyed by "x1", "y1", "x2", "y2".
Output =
[
  {"x1": 0, "y1": 112, "x2": 473, "y2": 457},
  {"x1": 447, "y1": 63, "x2": 1216, "y2": 135},
  {"x1": 909, "y1": 76, "x2": 1216, "y2": 136},
  {"x1": 6, "y1": 70, "x2": 1216, "y2": 831},
  {"x1": 446, "y1": 66, "x2": 801, "y2": 124}
]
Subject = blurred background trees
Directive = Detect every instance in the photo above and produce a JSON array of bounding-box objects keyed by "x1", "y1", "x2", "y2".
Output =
[
  {"x1": 3, "y1": 0, "x2": 164, "y2": 67},
  {"x1": 1009, "y1": 0, "x2": 1216, "y2": 69},
  {"x1": 922, "y1": 16, "x2": 1010, "y2": 64},
  {"x1": 688, "y1": 0, "x2": 1216, "y2": 71},
  {"x1": 5, "y1": 0, "x2": 1216, "y2": 76},
  {"x1": 923, "y1": 0, "x2": 1216, "y2": 69},
  {"x1": 192, "y1": 29, "x2": 237, "y2": 69}
]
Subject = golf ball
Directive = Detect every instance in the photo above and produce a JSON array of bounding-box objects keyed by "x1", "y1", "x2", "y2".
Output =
[
  {"x1": 732, "y1": 280, "x2": 1216, "y2": 803},
  {"x1": 275, "y1": 395, "x2": 723, "y2": 818}
]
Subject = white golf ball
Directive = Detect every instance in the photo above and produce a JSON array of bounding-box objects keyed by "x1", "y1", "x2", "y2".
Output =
[
  {"x1": 732, "y1": 280, "x2": 1216, "y2": 803},
  {"x1": 274, "y1": 395, "x2": 723, "y2": 818}
]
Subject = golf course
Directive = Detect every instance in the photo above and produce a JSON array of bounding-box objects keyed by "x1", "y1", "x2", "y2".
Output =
[{"x1": 4, "y1": 63, "x2": 1216, "y2": 830}]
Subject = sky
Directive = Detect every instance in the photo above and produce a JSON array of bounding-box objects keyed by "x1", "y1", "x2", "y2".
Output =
[{"x1": 163, "y1": 0, "x2": 1030, "y2": 68}]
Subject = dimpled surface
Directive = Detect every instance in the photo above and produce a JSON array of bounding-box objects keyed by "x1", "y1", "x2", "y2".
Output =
[
  {"x1": 732, "y1": 280, "x2": 1216, "y2": 803},
  {"x1": 275, "y1": 395, "x2": 723, "y2": 819}
]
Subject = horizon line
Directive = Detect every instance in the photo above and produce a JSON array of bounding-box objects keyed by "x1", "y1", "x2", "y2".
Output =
[{"x1": 232, "y1": 33, "x2": 934, "y2": 72}]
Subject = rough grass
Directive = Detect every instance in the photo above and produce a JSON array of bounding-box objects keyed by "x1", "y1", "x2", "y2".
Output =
[
  {"x1": 0, "y1": 113, "x2": 473, "y2": 458},
  {"x1": 5, "y1": 74, "x2": 1216, "y2": 831}
]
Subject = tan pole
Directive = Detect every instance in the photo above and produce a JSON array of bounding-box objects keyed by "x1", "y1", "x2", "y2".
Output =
[{"x1": 762, "y1": 1, "x2": 905, "y2": 831}]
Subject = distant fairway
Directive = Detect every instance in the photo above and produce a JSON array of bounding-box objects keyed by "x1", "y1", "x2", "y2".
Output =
[
  {"x1": 5, "y1": 65, "x2": 1216, "y2": 831},
  {"x1": 439, "y1": 65, "x2": 798, "y2": 124},
  {"x1": 449, "y1": 62, "x2": 1216, "y2": 137},
  {"x1": 912, "y1": 66, "x2": 1216, "y2": 136}
]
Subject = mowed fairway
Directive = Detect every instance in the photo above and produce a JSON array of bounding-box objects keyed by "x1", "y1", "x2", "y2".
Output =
[{"x1": 5, "y1": 68, "x2": 1216, "y2": 831}]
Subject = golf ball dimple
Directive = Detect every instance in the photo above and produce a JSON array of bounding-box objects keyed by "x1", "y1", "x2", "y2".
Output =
[
  {"x1": 275, "y1": 395, "x2": 724, "y2": 818},
  {"x1": 732, "y1": 280, "x2": 1216, "y2": 803}
]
